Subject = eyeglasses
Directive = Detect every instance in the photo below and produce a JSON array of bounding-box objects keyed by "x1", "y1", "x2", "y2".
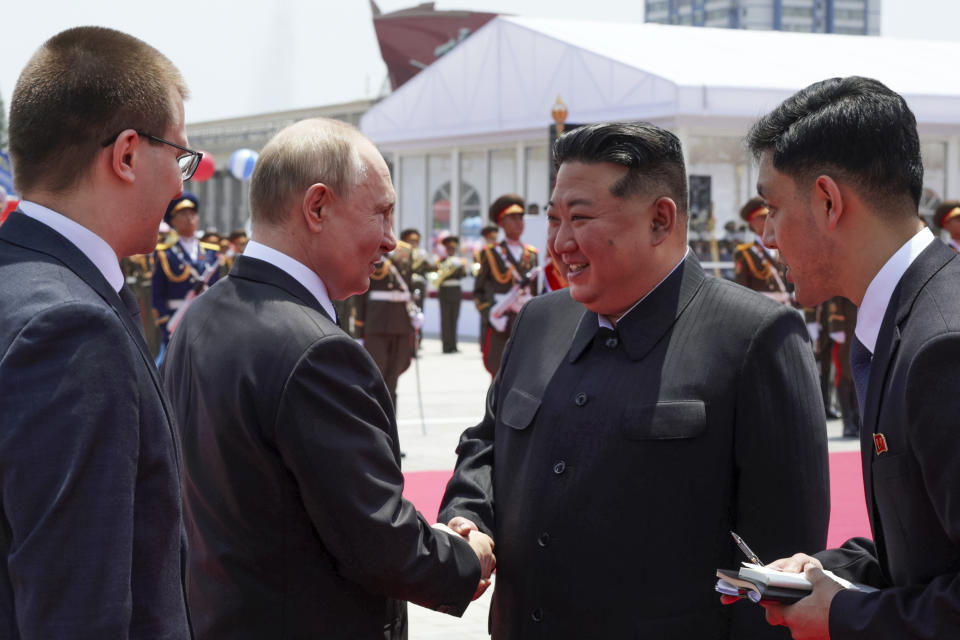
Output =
[{"x1": 101, "y1": 130, "x2": 203, "y2": 181}]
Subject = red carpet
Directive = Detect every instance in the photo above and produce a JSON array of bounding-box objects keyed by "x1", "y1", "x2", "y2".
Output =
[{"x1": 403, "y1": 452, "x2": 870, "y2": 546}]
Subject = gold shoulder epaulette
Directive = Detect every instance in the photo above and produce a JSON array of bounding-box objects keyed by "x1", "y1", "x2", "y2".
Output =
[
  {"x1": 396, "y1": 240, "x2": 412, "y2": 250},
  {"x1": 734, "y1": 242, "x2": 753, "y2": 253},
  {"x1": 525, "y1": 244, "x2": 538, "y2": 252},
  {"x1": 156, "y1": 241, "x2": 173, "y2": 251},
  {"x1": 199, "y1": 241, "x2": 221, "y2": 251}
]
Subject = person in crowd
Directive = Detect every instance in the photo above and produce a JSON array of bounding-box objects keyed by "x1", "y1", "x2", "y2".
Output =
[
  {"x1": 162, "y1": 117, "x2": 493, "y2": 639},
  {"x1": 473, "y1": 194, "x2": 539, "y2": 376},
  {"x1": 440, "y1": 122, "x2": 829, "y2": 639},
  {"x1": 933, "y1": 198, "x2": 960, "y2": 252},
  {"x1": 397, "y1": 227, "x2": 434, "y2": 309},
  {"x1": 120, "y1": 250, "x2": 162, "y2": 356},
  {"x1": 748, "y1": 76, "x2": 960, "y2": 640},
  {"x1": 435, "y1": 234, "x2": 468, "y2": 353},
  {"x1": 0, "y1": 26, "x2": 194, "y2": 636},
  {"x1": 151, "y1": 192, "x2": 220, "y2": 351},
  {"x1": 473, "y1": 223, "x2": 501, "y2": 346},
  {"x1": 355, "y1": 244, "x2": 418, "y2": 409},
  {"x1": 733, "y1": 196, "x2": 790, "y2": 303}
]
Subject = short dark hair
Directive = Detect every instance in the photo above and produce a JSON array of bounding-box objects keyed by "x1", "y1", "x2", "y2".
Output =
[
  {"x1": 400, "y1": 228, "x2": 421, "y2": 241},
  {"x1": 552, "y1": 122, "x2": 688, "y2": 215},
  {"x1": 10, "y1": 26, "x2": 188, "y2": 195},
  {"x1": 746, "y1": 76, "x2": 923, "y2": 212}
]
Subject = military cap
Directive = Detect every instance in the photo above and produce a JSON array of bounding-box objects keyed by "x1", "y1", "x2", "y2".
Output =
[
  {"x1": 739, "y1": 196, "x2": 768, "y2": 224},
  {"x1": 489, "y1": 193, "x2": 525, "y2": 224},
  {"x1": 934, "y1": 199, "x2": 960, "y2": 230},
  {"x1": 164, "y1": 192, "x2": 199, "y2": 224},
  {"x1": 441, "y1": 235, "x2": 460, "y2": 246}
]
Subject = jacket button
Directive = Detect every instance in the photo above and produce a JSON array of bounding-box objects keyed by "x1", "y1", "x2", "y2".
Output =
[
  {"x1": 574, "y1": 392, "x2": 587, "y2": 406},
  {"x1": 553, "y1": 461, "x2": 566, "y2": 474},
  {"x1": 538, "y1": 532, "x2": 550, "y2": 547},
  {"x1": 605, "y1": 336, "x2": 619, "y2": 348},
  {"x1": 531, "y1": 608, "x2": 543, "y2": 622}
]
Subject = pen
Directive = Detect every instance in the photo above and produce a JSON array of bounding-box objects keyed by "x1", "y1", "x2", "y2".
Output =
[{"x1": 730, "y1": 530, "x2": 764, "y2": 566}]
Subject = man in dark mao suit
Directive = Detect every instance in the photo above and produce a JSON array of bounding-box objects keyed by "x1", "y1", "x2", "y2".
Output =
[
  {"x1": 750, "y1": 77, "x2": 960, "y2": 640},
  {"x1": 439, "y1": 122, "x2": 829, "y2": 639},
  {"x1": 0, "y1": 27, "x2": 194, "y2": 637},
  {"x1": 162, "y1": 117, "x2": 493, "y2": 640}
]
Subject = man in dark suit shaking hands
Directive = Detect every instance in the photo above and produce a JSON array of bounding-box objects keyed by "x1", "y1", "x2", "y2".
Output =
[
  {"x1": 162, "y1": 118, "x2": 493, "y2": 639},
  {"x1": 0, "y1": 27, "x2": 195, "y2": 636},
  {"x1": 438, "y1": 122, "x2": 829, "y2": 639},
  {"x1": 750, "y1": 77, "x2": 960, "y2": 640}
]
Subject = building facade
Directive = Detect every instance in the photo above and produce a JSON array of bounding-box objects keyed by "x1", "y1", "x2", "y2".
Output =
[{"x1": 645, "y1": 0, "x2": 881, "y2": 35}]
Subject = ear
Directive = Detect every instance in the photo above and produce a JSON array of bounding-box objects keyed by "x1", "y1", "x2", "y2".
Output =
[
  {"x1": 301, "y1": 183, "x2": 331, "y2": 233},
  {"x1": 109, "y1": 130, "x2": 139, "y2": 184},
  {"x1": 649, "y1": 196, "x2": 677, "y2": 245},
  {"x1": 814, "y1": 175, "x2": 844, "y2": 230}
]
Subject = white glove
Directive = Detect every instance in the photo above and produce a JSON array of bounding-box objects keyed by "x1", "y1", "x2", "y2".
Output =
[{"x1": 830, "y1": 331, "x2": 845, "y2": 344}]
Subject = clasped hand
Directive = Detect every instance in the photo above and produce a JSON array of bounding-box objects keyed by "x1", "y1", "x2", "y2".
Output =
[{"x1": 432, "y1": 516, "x2": 496, "y2": 600}]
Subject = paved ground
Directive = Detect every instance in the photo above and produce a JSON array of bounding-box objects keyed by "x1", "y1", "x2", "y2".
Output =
[{"x1": 395, "y1": 336, "x2": 858, "y2": 639}]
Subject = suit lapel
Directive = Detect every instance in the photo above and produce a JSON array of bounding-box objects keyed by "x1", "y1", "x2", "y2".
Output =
[
  {"x1": 0, "y1": 210, "x2": 180, "y2": 455},
  {"x1": 616, "y1": 253, "x2": 706, "y2": 361},
  {"x1": 230, "y1": 255, "x2": 336, "y2": 324},
  {"x1": 859, "y1": 239, "x2": 956, "y2": 572}
]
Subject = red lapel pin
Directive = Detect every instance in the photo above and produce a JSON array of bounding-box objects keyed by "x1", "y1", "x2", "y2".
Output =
[{"x1": 874, "y1": 433, "x2": 888, "y2": 456}]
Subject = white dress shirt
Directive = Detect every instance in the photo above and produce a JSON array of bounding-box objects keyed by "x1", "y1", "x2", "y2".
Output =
[
  {"x1": 18, "y1": 200, "x2": 124, "y2": 292},
  {"x1": 242, "y1": 240, "x2": 338, "y2": 323},
  {"x1": 855, "y1": 227, "x2": 935, "y2": 354}
]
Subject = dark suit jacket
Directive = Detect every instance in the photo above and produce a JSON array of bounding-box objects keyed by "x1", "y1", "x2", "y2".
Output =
[
  {"x1": 440, "y1": 254, "x2": 830, "y2": 639},
  {"x1": 818, "y1": 240, "x2": 960, "y2": 638},
  {"x1": 162, "y1": 255, "x2": 480, "y2": 639},
  {"x1": 0, "y1": 211, "x2": 191, "y2": 638}
]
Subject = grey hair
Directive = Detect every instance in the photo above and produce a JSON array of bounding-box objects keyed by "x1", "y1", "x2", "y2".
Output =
[{"x1": 249, "y1": 117, "x2": 369, "y2": 225}]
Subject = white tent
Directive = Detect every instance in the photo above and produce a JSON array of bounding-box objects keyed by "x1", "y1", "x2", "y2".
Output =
[{"x1": 361, "y1": 15, "x2": 960, "y2": 146}]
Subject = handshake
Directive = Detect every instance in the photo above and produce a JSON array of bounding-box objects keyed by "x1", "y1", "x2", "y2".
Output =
[{"x1": 432, "y1": 517, "x2": 496, "y2": 600}]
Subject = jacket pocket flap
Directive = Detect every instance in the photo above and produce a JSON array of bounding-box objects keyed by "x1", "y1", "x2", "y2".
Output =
[
  {"x1": 621, "y1": 401, "x2": 706, "y2": 440},
  {"x1": 501, "y1": 388, "x2": 541, "y2": 430}
]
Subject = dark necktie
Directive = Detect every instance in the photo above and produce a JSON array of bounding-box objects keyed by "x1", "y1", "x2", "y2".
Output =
[{"x1": 850, "y1": 334, "x2": 873, "y2": 413}]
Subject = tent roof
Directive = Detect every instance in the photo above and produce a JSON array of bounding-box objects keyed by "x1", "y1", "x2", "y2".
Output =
[{"x1": 361, "y1": 16, "x2": 960, "y2": 147}]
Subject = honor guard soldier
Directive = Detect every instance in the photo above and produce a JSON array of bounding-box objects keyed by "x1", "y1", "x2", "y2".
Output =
[
  {"x1": 436, "y1": 235, "x2": 467, "y2": 353},
  {"x1": 474, "y1": 194, "x2": 539, "y2": 376},
  {"x1": 120, "y1": 252, "x2": 161, "y2": 356},
  {"x1": 151, "y1": 192, "x2": 221, "y2": 352},
  {"x1": 934, "y1": 199, "x2": 960, "y2": 252},
  {"x1": 733, "y1": 196, "x2": 790, "y2": 303},
  {"x1": 355, "y1": 251, "x2": 417, "y2": 408},
  {"x1": 397, "y1": 228, "x2": 434, "y2": 310}
]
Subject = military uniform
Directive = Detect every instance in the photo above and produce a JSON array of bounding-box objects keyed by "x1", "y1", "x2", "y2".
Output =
[
  {"x1": 435, "y1": 240, "x2": 468, "y2": 353},
  {"x1": 817, "y1": 296, "x2": 859, "y2": 436},
  {"x1": 733, "y1": 237, "x2": 790, "y2": 301},
  {"x1": 473, "y1": 240, "x2": 538, "y2": 376},
  {"x1": 934, "y1": 200, "x2": 960, "y2": 253},
  {"x1": 120, "y1": 253, "x2": 161, "y2": 356},
  {"x1": 151, "y1": 235, "x2": 221, "y2": 345},
  {"x1": 356, "y1": 253, "x2": 415, "y2": 408}
]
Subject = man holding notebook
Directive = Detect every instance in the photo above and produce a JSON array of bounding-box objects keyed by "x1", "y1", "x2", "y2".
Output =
[{"x1": 747, "y1": 76, "x2": 960, "y2": 639}]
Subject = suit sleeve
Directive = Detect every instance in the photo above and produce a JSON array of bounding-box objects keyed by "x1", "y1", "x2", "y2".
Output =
[
  {"x1": 272, "y1": 335, "x2": 480, "y2": 615},
  {"x1": 730, "y1": 304, "x2": 831, "y2": 638},
  {"x1": 436, "y1": 298, "x2": 530, "y2": 537},
  {"x1": 0, "y1": 303, "x2": 141, "y2": 638},
  {"x1": 826, "y1": 332, "x2": 960, "y2": 639}
]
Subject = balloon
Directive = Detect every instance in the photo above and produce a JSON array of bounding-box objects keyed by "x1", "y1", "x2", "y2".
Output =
[
  {"x1": 229, "y1": 148, "x2": 258, "y2": 181},
  {"x1": 192, "y1": 151, "x2": 216, "y2": 182}
]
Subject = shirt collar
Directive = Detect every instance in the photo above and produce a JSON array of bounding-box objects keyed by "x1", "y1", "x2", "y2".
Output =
[
  {"x1": 855, "y1": 227, "x2": 934, "y2": 353},
  {"x1": 18, "y1": 200, "x2": 124, "y2": 292},
  {"x1": 242, "y1": 240, "x2": 338, "y2": 322},
  {"x1": 599, "y1": 247, "x2": 690, "y2": 329}
]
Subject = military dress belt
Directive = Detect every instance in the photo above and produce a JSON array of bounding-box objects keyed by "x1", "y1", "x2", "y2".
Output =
[
  {"x1": 369, "y1": 290, "x2": 411, "y2": 302},
  {"x1": 167, "y1": 299, "x2": 186, "y2": 310},
  {"x1": 440, "y1": 279, "x2": 461, "y2": 287}
]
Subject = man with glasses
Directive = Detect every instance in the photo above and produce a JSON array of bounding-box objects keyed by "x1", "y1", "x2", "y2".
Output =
[
  {"x1": 152, "y1": 192, "x2": 221, "y2": 354},
  {"x1": 0, "y1": 27, "x2": 193, "y2": 636}
]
